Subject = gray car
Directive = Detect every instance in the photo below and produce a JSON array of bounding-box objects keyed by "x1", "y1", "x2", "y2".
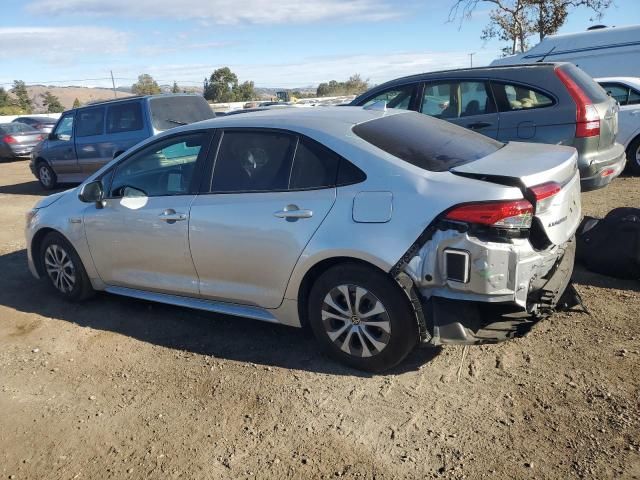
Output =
[
  {"x1": 352, "y1": 62, "x2": 626, "y2": 191},
  {"x1": 0, "y1": 123, "x2": 45, "y2": 160},
  {"x1": 25, "y1": 107, "x2": 580, "y2": 372},
  {"x1": 12, "y1": 116, "x2": 58, "y2": 134},
  {"x1": 29, "y1": 94, "x2": 214, "y2": 190}
]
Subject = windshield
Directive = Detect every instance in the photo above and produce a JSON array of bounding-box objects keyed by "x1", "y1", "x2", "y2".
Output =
[
  {"x1": 352, "y1": 112, "x2": 503, "y2": 172},
  {"x1": 149, "y1": 96, "x2": 214, "y2": 131}
]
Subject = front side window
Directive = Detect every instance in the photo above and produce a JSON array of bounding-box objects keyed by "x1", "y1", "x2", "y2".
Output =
[
  {"x1": 421, "y1": 81, "x2": 493, "y2": 119},
  {"x1": 76, "y1": 107, "x2": 105, "y2": 137},
  {"x1": 107, "y1": 102, "x2": 143, "y2": 133},
  {"x1": 362, "y1": 85, "x2": 414, "y2": 110},
  {"x1": 53, "y1": 113, "x2": 74, "y2": 141},
  {"x1": 211, "y1": 131, "x2": 296, "y2": 193},
  {"x1": 629, "y1": 88, "x2": 640, "y2": 105},
  {"x1": 109, "y1": 133, "x2": 205, "y2": 198},
  {"x1": 599, "y1": 83, "x2": 629, "y2": 105}
]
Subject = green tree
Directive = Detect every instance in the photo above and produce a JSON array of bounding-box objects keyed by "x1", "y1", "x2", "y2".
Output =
[
  {"x1": 0, "y1": 87, "x2": 22, "y2": 115},
  {"x1": 204, "y1": 67, "x2": 239, "y2": 102},
  {"x1": 11, "y1": 80, "x2": 32, "y2": 113},
  {"x1": 42, "y1": 91, "x2": 65, "y2": 113},
  {"x1": 233, "y1": 80, "x2": 256, "y2": 101},
  {"x1": 171, "y1": 81, "x2": 180, "y2": 93},
  {"x1": 315, "y1": 74, "x2": 369, "y2": 97},
  {"x1": 72, "y1": 98, "x2": 82, "y2": 109},
  {"x1": 131, "y1": 74, "x2": 162, "y2": 95},
  {"x1": 450, "y1": 0, "x2": 613, "y2": 55}
]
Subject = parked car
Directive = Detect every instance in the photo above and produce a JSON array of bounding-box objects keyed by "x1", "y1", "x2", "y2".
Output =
[
  {"x1": 0, "y1": 123, "x2": 45, "y2": 161},
  {"x1": 490, "y1": 25, "x2": 640, "y2": 78},
  {"x1": 597, "y1": 77, "x2": 640, "y2": 174},
  {"x1": 351, "y1": 62, "x2": 626, "y2": 191},
  {"x1": 26, "y1": 107, "x2": 581, "y2": 372},
  {"x1": 12, "y1": 116, "x2": 58, "y2": 134},
  {"x1": 29, "y1": 94, "x2": 214, "y2": 190}
]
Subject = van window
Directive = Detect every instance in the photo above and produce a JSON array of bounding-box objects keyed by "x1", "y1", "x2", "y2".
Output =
[
  {"x1": 76, "y1": 107, "x2": 105, "y2": 137},
  {"x1": 352, "y1": 111, "x2": 503, "y2": 172},
  {"x1": 150, "y1": 96, "x2": 214, "y2": 131},
  {"x1": 107, "y1": 102, "x2": 143, "y2": 133}
]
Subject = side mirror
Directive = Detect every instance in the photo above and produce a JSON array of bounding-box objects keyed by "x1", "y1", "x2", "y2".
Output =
[{"x1": 78, "y1": 180, "x2": 104, "y2": 206}]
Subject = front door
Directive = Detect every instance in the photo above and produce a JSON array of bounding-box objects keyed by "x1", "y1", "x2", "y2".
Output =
[
  {"x1": 83, "y1": 132, "x2": 210, "y2": 296},
  {"x1": 420, "y1": 80, "x2": 500, "y2": 139},
  {"x1": 46, "y1": 111, "x2": 79, "y2": 175},
  {"x1": 189, "y1": 130, "x2": 338, "y2": 308}
]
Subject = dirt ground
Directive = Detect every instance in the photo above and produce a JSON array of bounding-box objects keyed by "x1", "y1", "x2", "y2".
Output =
[{"x1": 0, "y1": 159, "x2": 638, "y2": 480}]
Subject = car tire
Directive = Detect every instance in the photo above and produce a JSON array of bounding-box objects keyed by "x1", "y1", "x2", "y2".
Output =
[
  {"x1": 626, "y1": 136, "x2": 640, "y2": 175},
  {"x1": 37, "y1": 162, "x2": 57, "y2": 190},
  {"x1": 308, "y1": 263, "x2": 419, "y2": 372},
  {"x1": 40, "y1": 232, "x2": 94, "y2": 302}
]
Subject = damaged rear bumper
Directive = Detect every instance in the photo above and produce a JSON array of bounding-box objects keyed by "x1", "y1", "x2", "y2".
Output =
[{"x1": 403, "y1": 229, "x2": 576, "y2": 345}]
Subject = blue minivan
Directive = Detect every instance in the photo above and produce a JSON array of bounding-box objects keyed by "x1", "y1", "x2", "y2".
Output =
[{"x1": 30, "y1": 94, "x2": 214, "y2": 189}]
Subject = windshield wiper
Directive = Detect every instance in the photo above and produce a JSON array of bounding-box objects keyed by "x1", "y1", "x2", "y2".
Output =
[{"x1": 166, "y1": 119, "x2": 187, "y2": 126}]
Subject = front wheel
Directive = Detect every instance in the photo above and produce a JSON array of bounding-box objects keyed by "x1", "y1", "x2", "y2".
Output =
[
  {"x1": 40, "y1": 232, "x2": 94, "y2": 301},
  {"x1": 37, "y1": 162, "x2": 57, "y2": 190},
  {"x1": 626, "y1": 136, "x2": 640, "y2": 175},
  {"x1": 308, "y1": 263, "x2": 419, "y2": 372}
]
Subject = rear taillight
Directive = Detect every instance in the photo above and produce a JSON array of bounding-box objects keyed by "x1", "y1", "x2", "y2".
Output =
[
  {"x1": 445, "y1": 199, "x2": 533, "y2": 229},
  {"x1": 530, "y1": 181, "x2": 561, "y2": 214},
  {"x1": 3, "y1": 135, "x2": 17, "y2": 144},
  {"x1": 555, "y1": 67, "x2": 600, "y2": 137}
]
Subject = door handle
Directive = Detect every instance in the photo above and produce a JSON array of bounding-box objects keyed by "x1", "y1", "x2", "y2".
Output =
[
  {"x1": 466, "y1": 122, "x2": 492, "y2": 130},
  {"x1": 274, "y1": 204, "x2": 313, "y2": 220},
  {"x1": 159, "y1": 209, "x2": 187, "y2": 224}
]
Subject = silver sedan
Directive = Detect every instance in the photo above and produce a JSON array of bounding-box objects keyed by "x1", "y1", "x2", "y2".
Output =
[{"x1": 25, "y1": 106, "x2": 581, "y2": 371}]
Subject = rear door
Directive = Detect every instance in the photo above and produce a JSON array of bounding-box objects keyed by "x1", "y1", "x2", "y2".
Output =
[
  {"x1": 189, "y1": 129, "x2": 338, "y2": 308},
  {"x1": 419, "y1": 80, "x2": 500, "y2": 139}
]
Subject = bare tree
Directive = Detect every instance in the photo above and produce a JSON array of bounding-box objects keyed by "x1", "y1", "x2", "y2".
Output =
[{"x1": 450, "y1": 0, "x2": 614, "y2": 55}]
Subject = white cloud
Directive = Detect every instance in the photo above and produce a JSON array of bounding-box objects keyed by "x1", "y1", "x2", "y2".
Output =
[
  {"x1": 0, "y1": 26, "x2": 129, "y2": 61},
  {"x1": 27, "y1": 0, "x2": 400, "y2": 24},
  {"x1": 134, "y1": 50, "x2": 496, "y2": 88}
]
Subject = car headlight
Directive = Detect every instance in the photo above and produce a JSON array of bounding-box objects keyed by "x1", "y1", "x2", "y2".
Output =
[{"x1": 25, "y1": 208, "x2": 39, "y2": 227}]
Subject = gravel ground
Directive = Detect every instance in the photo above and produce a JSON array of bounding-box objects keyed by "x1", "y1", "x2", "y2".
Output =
[{"x1": 0, "y1": 160, "x2": 638, "y2": 480}]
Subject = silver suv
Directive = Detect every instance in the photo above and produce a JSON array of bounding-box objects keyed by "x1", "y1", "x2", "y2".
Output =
[
  {"x1": 352, "y1": 63, "x2": 625, "y2": 191},
  {"x1": 26, "y1": 107, "x2": 581, "y2": 371}
]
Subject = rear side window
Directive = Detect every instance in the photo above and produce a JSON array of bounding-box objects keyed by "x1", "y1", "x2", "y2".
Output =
[
  {"x1": 559, "y1": 64, "x2": 608, "y2": 103},
  {"x1": 352, "y1": 112, "x2": 503, "y2": 172},
  {"x1": 491, "y1": 83, "x2": 554, "y2": 112},
  {"x1": 107, "y1": 102, "x2": 143, "y2": 133},
  {"x1": 362, "y1": 85, "x2": 415, "y2": 110},
  {"x1": 212, "y1": 131, "x2": 296, "y2": 193},
  {"x1": 76, "y1": 107, "x2": 105, "y2": 137},
  {"x1": 290, "y1": 137, "x2": 340, "y2": 189},
  {"x1": 150, "y1": 96, "x2": 214, "y2": 131}
]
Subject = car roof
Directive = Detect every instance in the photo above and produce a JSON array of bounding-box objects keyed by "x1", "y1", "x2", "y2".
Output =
[{"x1": 13, "y1": 116, "x2": 57, "y2": 121}]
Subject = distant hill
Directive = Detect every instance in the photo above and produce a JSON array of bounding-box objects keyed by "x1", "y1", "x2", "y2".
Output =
[{"x1": 24, "y1": 85, "x2": 133, "y2": 111}]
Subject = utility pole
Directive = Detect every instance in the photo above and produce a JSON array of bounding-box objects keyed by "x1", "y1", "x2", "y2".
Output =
[
  {"x1": 469, "y1": 52, "x2": 476, "y2": 68},
  {"x1": 110, "y1": 70, "x2": 117, "y2": 98}
]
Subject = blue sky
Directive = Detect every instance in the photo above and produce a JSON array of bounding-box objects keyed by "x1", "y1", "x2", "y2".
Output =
[{"x1": 1, "y1": 0, "x2": 639, "y2": 89}]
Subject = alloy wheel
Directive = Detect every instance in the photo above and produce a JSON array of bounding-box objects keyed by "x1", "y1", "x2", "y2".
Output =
[
  {"x1": 635, "y1": 143, "x2": 640, "y2": 168},
  {"x1": 321, "y1": 284, "x2": 391, "y2": 358},
  {"x1": 39, "y1": 165, "x2": 52, "y2": 187},
  {"x1": 44, "y1": 244, "x2": 76, "y2": 293}
]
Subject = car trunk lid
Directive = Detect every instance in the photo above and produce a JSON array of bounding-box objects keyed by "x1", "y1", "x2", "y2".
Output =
[{"x1": 450, "y1": 141, "x2": 581, "y2": 245}]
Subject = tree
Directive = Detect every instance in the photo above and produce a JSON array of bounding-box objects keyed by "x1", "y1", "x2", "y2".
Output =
[
  {"x1": 72, "y1": 98, "x2": 82, "y2": 109},
  {"x1": 42, "y1": 91, "x2": 65, "y2": 113},
  {"x1": 204, "y1": 67, "x2": 239, "y2": 102},
  {"x1": 171, "y1": 81, "x2": 180, "y2": 93},
  {"x1": 11, "y1": 80, "x2": 32, "y2": 113},
  {"x1": 315, "y1": 74, "x2": 369, "y2": 97},
  {"x1": 0, "y1": 87, "x2": 22, "y2": 115},
  {"x1": 131, "y1": 74, "x2": 161, "y2": 95},
  {"x1": 450, "y1": 0, "x2": 613, "y2": 55},
  {"x1": 234, "y1": 80, "x2": 255, "y2": 101}
]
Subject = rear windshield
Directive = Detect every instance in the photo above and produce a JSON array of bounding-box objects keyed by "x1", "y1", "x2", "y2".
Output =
[
  {"x1": 352, "y1": 112, "x2": 503, "y2": 172},
  {"x1": 149, "y1": 96, "x2": 214, "y2": 131},
  {"x1": 0, "y1": 123, "x2": 38, "y2": 133},
  {"x1": 559, "y1": 64, "x2": 609, "y2": 103}
]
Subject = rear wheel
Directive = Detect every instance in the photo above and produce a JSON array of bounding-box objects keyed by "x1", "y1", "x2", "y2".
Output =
[
  {"x1": 37, "y1": 162, "x2": 57, "y2": 190},
  {"x1": 626, "y1": 136, "x2": 640, "y2": 175},
  {"x1": 308, "y1": 263, "x2": 418, "y2": 372},
  {"x1": 40, "y1": 232, "x2": 94, "y2": 302}
]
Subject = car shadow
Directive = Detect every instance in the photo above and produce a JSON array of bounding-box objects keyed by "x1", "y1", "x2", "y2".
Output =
[
  {"x1": 0, "y1": 249, "x2": 441, "y2": 376},
  {"x1": 0, "y1": 180, "x2": 69, "y2": 196},
  {"x1": 572, "y1": 264, "x2": 640, "y2": 293}
]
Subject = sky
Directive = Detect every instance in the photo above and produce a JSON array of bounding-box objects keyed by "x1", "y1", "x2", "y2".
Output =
[{"x1": 1, "y1": 0, "x2": 639, "y2": 90}]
